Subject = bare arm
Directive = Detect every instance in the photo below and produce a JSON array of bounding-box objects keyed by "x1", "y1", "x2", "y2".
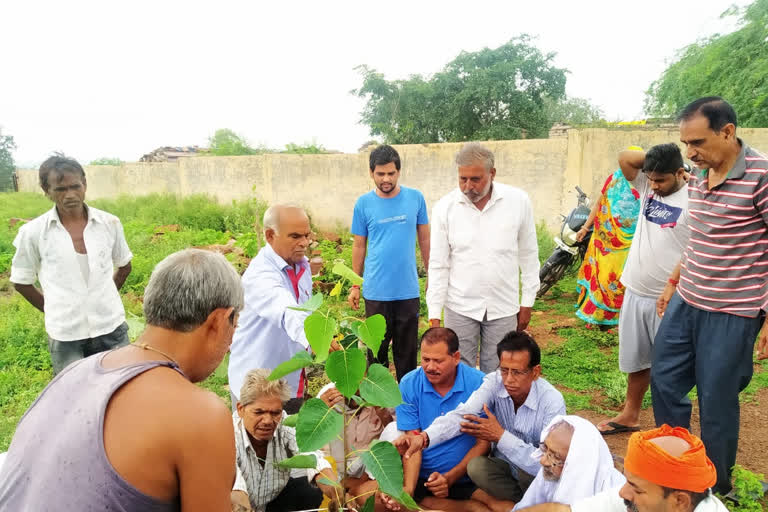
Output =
[
  {"x1": 114, "y1": 261, "x2": 132, "y2": 290},
  {"x1": 14, "y1": 283, "x2": 44, "y2": 312},
  {"x1": 444, "y1": 439, "x2": 490, "y2": 486},
  {"x1": 577, "y1": 195, "x2": 603, "y2": 242},
  {"x1": 178, "y1": 398, "x2": 237, "y2": 512},
  {"x1": 416, "y1": 224, "x2": 430, "y2": 272},
  {"x1": 657, "y1": 260, "x2": 682, "y2": 318},
  {"x1": 618, "y1": 149, "x2": 645, "y2": 182},
  {"x1": 352, "y1": 235, "x2": 367, "y2": 277},
  {"x1": 516, "y1": 504, "x2": 571, "y2": 512}
]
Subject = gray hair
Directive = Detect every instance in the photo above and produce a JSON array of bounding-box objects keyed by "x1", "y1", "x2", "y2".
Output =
[
  {"x1": 143, "y1": 249, "x2": 244, "y2": 332},
  {"x1": 262, "y1": 204, "x2": 306, "y2": 234},
  {"x1": 455, "y1": 142, "x2": 495, "y2": 172},
  {"x1": 240, "y1": 369, "x2": 292, "y2": 406}
]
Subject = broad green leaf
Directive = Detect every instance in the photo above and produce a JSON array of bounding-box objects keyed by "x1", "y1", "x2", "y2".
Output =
[
  {"x1": 359, "y1": 364, "x2": 402, "y2": 407},
  {"x1": 329, "y1": 281, "x2": 342, "y2": 297},
  {"x1": 331, "y1": 261, "x2": 363, "y2": 285},
  {"x1": 355, "y1": 314, "x2": 386, "y2": 355},
  {"x1": 275, "y1": 454, "x2": 317, "y2": 469},
  {"x1": 361, "y1": 495, "x2": 376, "y2": 512},
  {"x1": 268, "y1": 351, "x2": 313, "y2": 380},
  {"x1": 287, "y1": 292, "x2": 323, "y2": 312},
  {"x1": 296, "y1": 398, "x2": 344, "y2": 452},
  {"x1": 282, "y1": 414, "x2": 298, "y2": 427},
  {"x1": 304, "y1": 313, "x2": 337, "y2": 363},
  {"x1": 340, "y1": 333, "x2": 358, "y2": 350},
  {"x1": 317, "y1": 476, "x2": 342, "y2": 489},
  {"x1": 360, "y1": 441, "x2": 405, "y2": 498},
  {"x1": 395, "y1": 491, "x2": 420, "y2": 510},
  {"x1": 326, "y1": 347, "x2": 366, "y2": 397}
]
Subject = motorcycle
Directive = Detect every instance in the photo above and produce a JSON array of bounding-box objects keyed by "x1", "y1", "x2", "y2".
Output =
[{"x1": 537, "y1": 185, "x2": 593, "y2": 298}]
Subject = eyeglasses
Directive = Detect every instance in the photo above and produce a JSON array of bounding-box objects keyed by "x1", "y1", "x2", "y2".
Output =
[
  {"x1": 499, "y1": 367, "x2": 532, "y2": 379},
  {"x1": 539, "y1": 444, "x2": 566, "y2": 467}
]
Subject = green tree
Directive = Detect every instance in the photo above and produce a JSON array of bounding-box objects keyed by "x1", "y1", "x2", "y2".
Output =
[
  {"x1": 645, "y1": 0, "x2": 768, "y2": 126},
  {"x1": 545, "y1": 96, "x2": 605, "y2": 126},
  {"x1": 207, "y1": 129, "x2": 261, "y2": 156},
  {"x1": 0, "y1": 130, "x2": 17, "y2": 192},
  {"x1": 282, "y1": 141, "x2": 329, "y2": 154},
  {"x1": 89, "y1": 157, "x2": 123, "y2": 166},
  {"x1": 353, "y1": 35, "x2": 568, "y2": 143}
]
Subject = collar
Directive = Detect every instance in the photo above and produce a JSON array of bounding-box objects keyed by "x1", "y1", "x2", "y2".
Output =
[
  {"x1": 45, "y1": 204, "x2": 98, "y2": 227},
  {"x1": 495, "y1": 372, "x2": 540, "y2": 411},
  {"x1": 422, "y1": 363, "x2": 466, "y2": 397},
  {"x1": 456, "y1": 183, "x2": 503, "y2": 209},
  {"x1": 700, "y1": 139, "x2": 747, "y2": 182},
  {"x1": 263, "y1": 241, "x2": 309, "y2": 273}
]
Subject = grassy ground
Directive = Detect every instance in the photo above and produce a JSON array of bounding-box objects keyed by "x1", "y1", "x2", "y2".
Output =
[{"x1": 1, "y1": 192, "x2": 767, "y2": 509}]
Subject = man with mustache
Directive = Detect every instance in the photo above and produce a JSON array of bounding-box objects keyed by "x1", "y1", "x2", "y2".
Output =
[
  {"x1": 395, "y1": 332, "x2": 565, "y2": 512},
  {"x1": 653, "y1": 97, "x2": 768, "y2": 494},
  {"x1": 10, "y1": 154, "x2": 133, "y2": 374},
  {"x1": 515, "y1": 425, "x2": 727, "y2": 512},
  {"x1": 513, "y1": 416, "x2": 625, "y2": 510},
  {"x1": 348, "y1": 144, "x2": 430, "y2": 380},
  {"x1": 228, "y1": 205, "x2": 319, "y2": 410},
  {"x1": 427, "y1": 142, "x2": 540, "y2": 373}
]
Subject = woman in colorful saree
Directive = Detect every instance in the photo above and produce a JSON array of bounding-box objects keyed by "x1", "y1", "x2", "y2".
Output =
[{"x1": 575, "y1": 168, "x2": 640, "y2": 327}]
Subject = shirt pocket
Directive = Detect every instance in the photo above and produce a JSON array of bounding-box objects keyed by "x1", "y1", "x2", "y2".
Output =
[
  {"x1": 489, "y1": 217, "x2": 520, "y2": 255},
  {"x1": 86, "y1": 228, "x2": 115, "y2": 277}
]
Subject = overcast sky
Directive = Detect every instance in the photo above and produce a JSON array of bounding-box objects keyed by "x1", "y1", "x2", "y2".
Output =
[{"x1": 1, "y1": 0, "x2": 749, "y2": 166}]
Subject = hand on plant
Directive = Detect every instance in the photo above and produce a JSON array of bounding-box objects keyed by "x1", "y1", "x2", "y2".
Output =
[
  {"x1": 393, "y1": 432, "x2": 426, "y2": 459},
  {"x1": 757, "y1": 317, "x2": 768, "y2": 360},
  {"x1": 315, "y1": 469, "x2": 343, "y2": 512},
  {"x1": 330, "y1": 338, "x2": 342, "y2": 352},
  {"x1": 656, "y1": 282, "x2": 676, "y2": 318},
  {"x1": 424, "y1": 472, "x2": 450, "y2": 498},
  {"x1": 348, "y1": 287, "x2": 361, "y2": 310},
  {"x1": 429, "y1": 318, "x2": 440, "y2": 328},
  {"x1": 460, "y1": 404, "x2": 505, "y2": 443},
  {"x1": 378, "y1": 491, "x2": 401, "y2": 511},
  {"x1": 517, "y1": 306, "x2": 532, "y2": 332},
  {"x1": 319, "y1": 386, "x2": 345, "y2": 409}
]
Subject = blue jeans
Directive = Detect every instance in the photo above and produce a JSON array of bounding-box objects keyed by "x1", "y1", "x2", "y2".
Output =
[
  {"x1": 47, "y1": 322, "x2": 130, "y2": 375},
  {"x1": 651, "y1": 294, "x2": 761, "y2": 493}
]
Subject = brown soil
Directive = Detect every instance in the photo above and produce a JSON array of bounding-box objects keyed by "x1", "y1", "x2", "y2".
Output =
[{"x1": 575, "y1": 381, "x2": 768, "y2": 477}]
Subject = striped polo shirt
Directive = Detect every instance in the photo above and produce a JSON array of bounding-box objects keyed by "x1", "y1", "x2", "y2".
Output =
[{"x1": 679, "y1": 140, "x2": 768, "y2": 317}]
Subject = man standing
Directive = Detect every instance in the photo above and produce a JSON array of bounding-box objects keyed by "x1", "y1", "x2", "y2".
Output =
[
  {"x1": 348, "y1": 145, "x2": 430, "y2": 380},
  {"x1": 653, "y1": 97, "x2": 768, "y2": 493},
  {"x1": 597, "y1": 144, "x2": 691, "y2": 434},
  {"x1": 228, "y1": 204, "x2": 315, "y2": 408},
  {"x1": 428, "y1": 143, "x2": 539, "y2": 372},
  {"x1": 10, "y1": 155, "x2": 133, "y2": 374},
  {"x1": 0, "y1": 249, "x2": 244, "y2": 511},
  {"x1": 396, "y1": 332, "x2": 565, "y2": 510}
]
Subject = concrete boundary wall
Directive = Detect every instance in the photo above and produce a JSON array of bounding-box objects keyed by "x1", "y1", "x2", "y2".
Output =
[{"x1": 17, "y1": 128, "x2": 768, "y2": 230}]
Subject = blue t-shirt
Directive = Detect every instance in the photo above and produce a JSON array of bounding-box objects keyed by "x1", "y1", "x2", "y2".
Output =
[
  {"x1": 396, "y1": 363, "x2": 485, "y2": 480},
  {"x1": 350, "y1": 186, "x2": 428, "y2": 301}
]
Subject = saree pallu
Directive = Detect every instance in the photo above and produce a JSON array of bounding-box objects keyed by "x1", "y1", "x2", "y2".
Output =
[{"x1": 576, "y1": 169, "x2": 640, "y2": 326}]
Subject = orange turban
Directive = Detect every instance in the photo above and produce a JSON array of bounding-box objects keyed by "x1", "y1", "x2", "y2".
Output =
[{"x1": 624, "y1": 425, "x2": 716, "y2": 493}]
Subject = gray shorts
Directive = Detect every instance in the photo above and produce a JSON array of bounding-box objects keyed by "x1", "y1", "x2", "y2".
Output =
[
  {"x1": 618, "y1": 289, "x2": 662, "y2": 373},
  {"x1": 48, "y1": 322, "x2": 130, "y2": 375}
]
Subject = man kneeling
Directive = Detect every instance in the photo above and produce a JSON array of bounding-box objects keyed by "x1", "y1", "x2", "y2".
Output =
[
  {"x1": 513, "y1": 416, "x2": 625, "y2": 510},
  {"x1": 231, "y1": 369, "x2": 340, "y2": 512}
]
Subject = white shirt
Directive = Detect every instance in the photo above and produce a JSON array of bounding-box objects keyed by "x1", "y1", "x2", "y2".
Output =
[
  {"x1": 231, "y1": 412, "x2": 330, "y2": 512},
  {"x1": 620, "y1": 174, "x2": 690, "y2": 298},
  {"x1": 228, "y1": 243, "x2": 313, "y2": 398},
  {"x1": 427, "y1": 183, "x2": 540, "y2": 321},
  {"x1": 570, "y1": 487, "x2": 728, "y2": 512},
  {"x1": 10, "y1": 205, "x2": 132, "y2": 341}
]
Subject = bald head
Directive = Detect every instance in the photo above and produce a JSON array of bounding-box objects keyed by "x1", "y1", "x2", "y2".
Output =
[
  {"x1": 649, "y1": 435, "x2": 692, "y2": 458},
  {"x1": 263, "y1": 204, "x2": 311, "y2": 265},
  {"x1": 263, "y1": 204, "x2": 308, "y2": 234}
]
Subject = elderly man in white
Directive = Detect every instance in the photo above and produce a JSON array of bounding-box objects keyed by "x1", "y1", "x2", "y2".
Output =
[
  {"x1": 513, "y1": 415, "x2": 626, "y2": 510},
  {"x1": 427, "y1": 142, "x2": 540, "y2": 372}
]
